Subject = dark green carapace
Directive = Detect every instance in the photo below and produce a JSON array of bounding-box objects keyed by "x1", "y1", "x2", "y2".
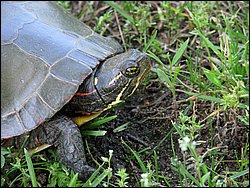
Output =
[{"x1": 1, "y1": 1, "x2": 150, "y2": 178}]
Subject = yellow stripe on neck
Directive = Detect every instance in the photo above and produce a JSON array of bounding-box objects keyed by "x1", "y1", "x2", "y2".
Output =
[
  {"x1": 106, "y1": 80, "x2": 131, "y2": 109},
  {"x1": 108, "y1": 73, "x2": 122, "y2": 86},
  {"x1": 73, "y1": 74, "x2": 142, "y2": 127}
]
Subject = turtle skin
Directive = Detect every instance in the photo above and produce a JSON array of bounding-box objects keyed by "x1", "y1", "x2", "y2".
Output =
[{"x1": 28, "y1": 114, "x2": 95, "y2": 179}]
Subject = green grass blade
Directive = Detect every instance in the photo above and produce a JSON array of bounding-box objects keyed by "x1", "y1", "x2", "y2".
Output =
[
  {"x1": 143, "y1": 30, "x2": 158, "y2": 52},
  {"x1": 104, "y1": 1, "x2": 134, "y2": 23},
  {"x1": 24, "y1": 148, "x2": 37, "y2": 187},
  {"x1": 83, "y1": 164, "x2": 104, "y2": 187},
  {"x1": 68, "y1": 173, "x2": 78, "y2": 187},
  {"x1": 127, "y1": 147, "x2": 151, "y2": 161},
  {"x1": 178, "y1": 163, "x2": 201, "y2": 186},
  {"x1": 85, "y1": 171, "x2": 109, "y2": 187},
  {"x1": 173, "y1": 65, "x2": 181, "y2": 83},
  {"x1": 198, "y1": 31, "x2": 224, "y2": 62},
  {"x1": 202, "y1": 67, "x2": 222, "y2": 87},
  {"x1": 84, "y1": 115, "x2": 117, "y2": 129},
  {"x1": 183, "y1": 91, "x2": 248, "y2": 109},
  {"x1": 156, "y1": 68, "x2": 173, "y2": 89},
  {"x1": 113, "y1": 122, "x2": 129, "y2": 133},
  {"x1": 1, "y1": 155, "x2": 5, "y2": 169},
  {"x1": 172, "y1": 38, "x2": 189, "y2": 66},
  {"x1": 153, "y1": 150, "x2": 159, "y2": 182},
  {"x1": 17, "y1": 135, "x2": 30, "y2": 157},
  {"x1": 159, "y1": 175, "x2": 172, "y2": 187},
  {"x1": 229, "y1": 169, "x2": 249, "y2": 180},
  {"x1": 200, "y1": 172, "x2": 210, "y2": 185},
  {"x1": 146, "y1": 51, "x2": 165, "y2": 66},
  {"x1": 121, "y1": 138, "x2": 147, "y2": 173},
  {"x1": 1, "y1": 147, "x2": 9, "y2": 168},
  {"x1": 172, "y1": 121, "x2": 185, "y2": 138},
  {"x1": 183, "y1": 91, "x2": 224, "y2": 103},
  {"x1": 82, "y1": 130, "x2": 107, "y2": 136}
]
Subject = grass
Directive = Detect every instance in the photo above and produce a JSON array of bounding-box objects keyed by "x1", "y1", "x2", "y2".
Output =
[{"x1": 1, "y1": 1, "x2": 249, "y2": 187}]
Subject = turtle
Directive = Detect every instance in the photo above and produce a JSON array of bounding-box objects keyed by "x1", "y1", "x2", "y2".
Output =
[{"x1": 1, "y1": 1, "x2": 151, "y2": 179}]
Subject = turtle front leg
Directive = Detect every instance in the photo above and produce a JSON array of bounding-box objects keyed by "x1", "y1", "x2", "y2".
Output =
[{"x1": 29, "y1": 114, "x2": 95, "y2": 179}]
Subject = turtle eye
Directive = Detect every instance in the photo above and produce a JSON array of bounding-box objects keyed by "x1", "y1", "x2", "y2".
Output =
[
  {"x1": 122, "y1": 61, "x2": 140, "y2": 78},
  {"x1": 125, "y1": 66, "x2": 140, "y2": 77}
]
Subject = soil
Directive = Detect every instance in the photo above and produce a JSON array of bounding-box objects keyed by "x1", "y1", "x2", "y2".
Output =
[
  {"x1": 83, "y1": 71, "x2": 248, "y2": 186},
  {"x1": 84, "y1": 73, "x2": 181, "y2": 186}
]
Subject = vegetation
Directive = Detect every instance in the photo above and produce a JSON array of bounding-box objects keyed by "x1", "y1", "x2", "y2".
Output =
[{"x1": 2, "y1": 1, "x2": 249, "y2": 187}]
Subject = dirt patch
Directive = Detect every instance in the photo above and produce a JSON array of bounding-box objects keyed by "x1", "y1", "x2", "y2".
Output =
[
  {"x1": 83, "y1": 70, "x2": 248, "y2": 186},
  {"x1": 84, "y1": 73, "x2": 180, "y2": 185}
]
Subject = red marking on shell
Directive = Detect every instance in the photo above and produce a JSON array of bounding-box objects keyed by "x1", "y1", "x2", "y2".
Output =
[
  {"x1": 75, "y1": 89, "x2": 96, "y2": 97},
  {"x1": 37, "y1": 118, "x2": 44, "y2": 125},
  {"x1": 2, "y1": 136, "x2": 13, "y2": 140}
]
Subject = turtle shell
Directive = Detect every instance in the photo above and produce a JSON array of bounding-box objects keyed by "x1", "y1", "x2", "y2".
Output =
[{"x1": 1, "y1": 1, "x2": 123, "y2": 138}]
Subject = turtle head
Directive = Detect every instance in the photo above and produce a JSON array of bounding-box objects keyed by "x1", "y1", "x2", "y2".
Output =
[
  {"x1": 94, "y1": 49, "x2": 151, "y2": 108},
  {"x1": 69, "y1": 49, "x2": 150, "y2": 126},
  {"x1": 68, "y1": 50, "x2": 150, "y2": 113}
]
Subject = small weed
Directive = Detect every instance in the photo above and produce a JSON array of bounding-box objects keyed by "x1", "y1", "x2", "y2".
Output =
[
  {"x1": 57, "y1": 1, "x2": 70, "y2": 9},
  {"x1": 115, "y1": 168, "x2": 129, "y2": 187},
  {"x1": 94, "y1": 10, "x2": 113, "y2": 35},
  {"x1": 47, "y1": 162, "x2": 83, "y2": 187},
  {"x1": 148, "y1": 38, "x2": 189, "y2": 113}
]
